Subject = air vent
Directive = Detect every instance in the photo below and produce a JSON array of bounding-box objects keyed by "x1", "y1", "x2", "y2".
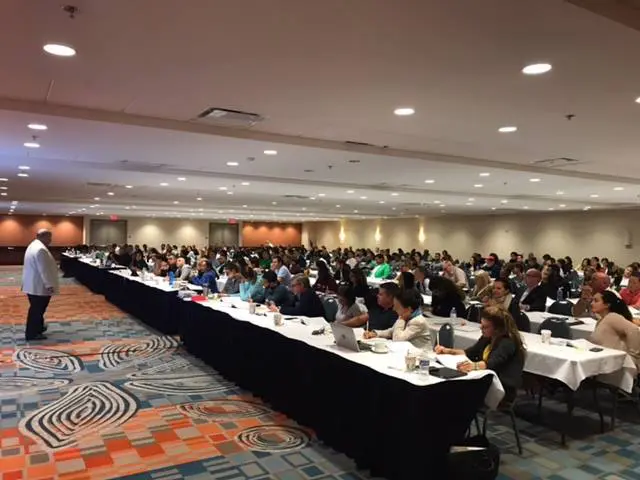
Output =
[
  {"x1": 531, "y1": 157, "x2": 584, "y2": 168},
  {"x1": 194, "y1": 108, "x2": 263, "y2": 128},
  {"x1": 283, "y1": 195, "x2": 310, "y2": 200},
  {"x1": 86, "y1": 182, "x2": 113, "y2": 187}
]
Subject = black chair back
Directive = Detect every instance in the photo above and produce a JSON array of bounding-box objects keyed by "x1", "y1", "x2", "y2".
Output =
[
  {"x1": 514, "y1": 311, "x2": 531, "y2": 333},
  {"x1": 538, "y1": 317, "x2": 573, "y2": 339},
  {"x1": 547, "y1": 301, "x2": 573, "y2": 316},
  {"x1": 467, "y1": 304, "x2": 483, "y2": 323},
  {"x1": 437, "y1": 323, "x2": 454, "y2": 348},
  {"x1": 323, "y1": 297, "x2": 339, "y2": 322}
]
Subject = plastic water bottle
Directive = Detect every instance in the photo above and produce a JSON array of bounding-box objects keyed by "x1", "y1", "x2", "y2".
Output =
[
  {"x1": 168, "y1": 271, "x2": 175, "y2": 287},
  {"x1": 450, "y1": 307, "x2": 457, "y2": 322},
  {"x1": 557, "y1": 287, "x2": 564, "y2": 302},
  {"x1": 418, "y1": 349, "x2": 430, "y2": 377}
]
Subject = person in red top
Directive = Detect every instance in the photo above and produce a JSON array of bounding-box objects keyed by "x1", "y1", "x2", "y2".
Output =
[{"x1": 620, "y1": 273, "x2": 640, "y2": 309}]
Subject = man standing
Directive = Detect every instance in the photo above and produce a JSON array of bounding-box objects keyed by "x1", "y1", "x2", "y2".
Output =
[{"x1": 22, "y1": 229, "x2": 59, "y2": 341}]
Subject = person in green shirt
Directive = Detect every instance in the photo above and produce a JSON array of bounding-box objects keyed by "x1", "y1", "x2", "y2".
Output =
[
  {"x1": 370, "y1": 254, "x2": 392, "y2": 279},
  {"x1": 259, "y1": 250, "x2": 272, "y2": 270}
]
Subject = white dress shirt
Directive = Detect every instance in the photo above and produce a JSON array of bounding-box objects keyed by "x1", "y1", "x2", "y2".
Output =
[{"x1": 22, "y1": 239, "x2": 59, "y2": 296}]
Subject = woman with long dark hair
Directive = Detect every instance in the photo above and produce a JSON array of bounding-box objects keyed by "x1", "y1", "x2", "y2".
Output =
[
  {"x1": 429, "y1": 276, "x2": 466, "y2": 317},
  {"x1": 590, "y1": 291, "x2": 640, "y2": 369},
  {"x1": 312, "y1": 260, "x2": 338, "y2": 293}
]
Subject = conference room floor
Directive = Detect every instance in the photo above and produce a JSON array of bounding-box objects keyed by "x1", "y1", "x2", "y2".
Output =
[{"x1": 1, "y1": 267, "x2": 640, "y2": 480}]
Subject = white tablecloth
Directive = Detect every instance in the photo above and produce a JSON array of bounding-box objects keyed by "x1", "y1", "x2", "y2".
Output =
[
  {"x1": 427, "y1": 319, "x2": 636, "y2": 393},
  {"x1": 527, "y1": 311, "x2": 598, "y2": 340},
  {"x1": 104, "y1": 267, "x2": 504, "y2": 408}
]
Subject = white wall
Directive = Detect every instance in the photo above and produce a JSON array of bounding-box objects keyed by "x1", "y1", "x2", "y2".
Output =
[{"x1": 303, "y1": 209, "x2": 640, "y2": 265}]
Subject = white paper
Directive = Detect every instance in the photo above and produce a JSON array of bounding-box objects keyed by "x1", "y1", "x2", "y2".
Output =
[{"x1": 436, "y1": 354, "x2": 470, "y2": 370}]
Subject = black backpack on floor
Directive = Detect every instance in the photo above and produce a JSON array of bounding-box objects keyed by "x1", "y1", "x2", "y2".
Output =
[{"x1": 447, "y1": 435, "x2": 500, "y2": 479}]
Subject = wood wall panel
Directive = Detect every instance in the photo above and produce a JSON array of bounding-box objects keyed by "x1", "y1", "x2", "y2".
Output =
[
  {"x1": 0, "y1": 215, "x2": 83, "y2": 246},
  {"x1": 241, "y1": 222, "x2": 302, "y2": 247}
]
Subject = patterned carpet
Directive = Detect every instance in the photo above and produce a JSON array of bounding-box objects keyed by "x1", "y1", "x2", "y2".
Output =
[{"x1": 1, "y1": 266, "x2": 640, "y2": 479}]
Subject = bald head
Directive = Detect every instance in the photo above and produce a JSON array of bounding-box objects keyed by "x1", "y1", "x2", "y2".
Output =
[
  {"x1": 591, "y1": 271, "x2": 610, "y2": 294},
  {"x1": 525, "y1": 268, "x2": 541, "y2": 289},
  {"x1": 36, "y1": 229, "x2": 52, "y2": 246}
]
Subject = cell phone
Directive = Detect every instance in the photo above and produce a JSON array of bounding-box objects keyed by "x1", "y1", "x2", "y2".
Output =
[
  {"x1": 311, "y1": 328, "x2": 325, "y2": 335},
  {"x1": 589, "y1": 347, "x2": 603, "y2": 352},
  {"x1": 284, "y1": 317, "x2": 297, "y2": 320}
]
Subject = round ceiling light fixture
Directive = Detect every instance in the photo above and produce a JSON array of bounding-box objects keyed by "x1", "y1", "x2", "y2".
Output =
[{"x1": 43, "y1": 43, "x2": 76, "y2": 57}]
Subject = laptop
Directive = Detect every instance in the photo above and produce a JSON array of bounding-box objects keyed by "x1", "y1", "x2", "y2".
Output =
[{"x1": 330, "y1": 323, "x2": 373, "y2": 352}]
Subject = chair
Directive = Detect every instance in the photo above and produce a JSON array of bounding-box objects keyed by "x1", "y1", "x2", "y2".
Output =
[
  {"x1": 480, "y1": 387, "x2": 523, "y2": 455},
  {"x1": 547, "y1": 301, "x2": 573, "y2": 316},
  {"x1": 437, "y1": 323, "x2": 454, "y2": 348},
  {"x1": 538, "y1": 317, "x2": 573, "y2": 339},
  {"x1": 467, "y1": 304, "x2": 483, "y2": 323},
  {"x1": 514, "y1": 311, "x2": 531, "y2": 333},
  {"x1": 322, "y1": 297, "x2": 339, "y2": 322}
]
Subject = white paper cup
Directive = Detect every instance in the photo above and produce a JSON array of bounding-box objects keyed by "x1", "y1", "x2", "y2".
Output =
[
  {"x1": 274, "y1": 312, "x2": 283, "y2": 326},
  {"x1": 541, "y1": 329, "x2": 552, "y2": 344}
]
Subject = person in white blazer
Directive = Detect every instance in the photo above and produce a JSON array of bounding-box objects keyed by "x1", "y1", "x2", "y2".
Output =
[{"x1": 22, "y1": 229, "x2": 59, "y2": 340}]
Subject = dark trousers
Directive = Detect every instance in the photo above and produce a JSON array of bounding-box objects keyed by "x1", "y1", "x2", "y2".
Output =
[{"x1": 26, "y1": 294, "x2": 51, "y2": 339}]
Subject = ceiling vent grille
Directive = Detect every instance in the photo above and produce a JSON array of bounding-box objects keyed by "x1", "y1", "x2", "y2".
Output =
[
  {"x1": 283, "y1": 195, "x2": 310, "y2": 200},
  {"x1": 531, "y1": 157, "x2": 585, "y2": 168},
  {"x1": 193, "y1": 108, "x2": 264, "y2": 128}
]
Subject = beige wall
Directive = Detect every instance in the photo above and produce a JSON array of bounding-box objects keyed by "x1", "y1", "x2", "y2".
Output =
[
  {"x1": 84, "y1": 217, "x2": 210, "y2": 246},
  {"x1": 303, "y1": 210, "x2": 640, "y2": 265}
]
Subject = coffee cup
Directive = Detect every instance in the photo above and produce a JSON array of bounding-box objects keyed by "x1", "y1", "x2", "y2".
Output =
[
  {"x1": 202, "y1": 286, "x2": 209, "y2": 297},
  {"x1": 249, "y1": 303, "x2": 257, "y2": 315},
  {"x1": 373, "y1": 339, "x2": 387, "y2": 353},
  {"x1": 274, "y1": 312, "x2": 283, "y2": 326},
  {"x1": 541, "y1": 329, "x2": 552, "y2": 344}
]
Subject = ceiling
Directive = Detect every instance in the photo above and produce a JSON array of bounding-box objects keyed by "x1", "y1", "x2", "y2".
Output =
[{"x1": 1, "y1": 0, "x2": 640, "y2": 221}]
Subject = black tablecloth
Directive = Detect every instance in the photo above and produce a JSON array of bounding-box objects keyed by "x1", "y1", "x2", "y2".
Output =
[{"x1": 63, "y1": 256, "x2": 493, "y2": 479}]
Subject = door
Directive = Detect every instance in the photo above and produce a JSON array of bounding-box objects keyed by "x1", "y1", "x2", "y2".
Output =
[
  {"x1": 89, "y1": 219, "x2": 127, "y2": 245},
  {"x1": 209, "y1": 222, "x2": 239, "y2": 246}
]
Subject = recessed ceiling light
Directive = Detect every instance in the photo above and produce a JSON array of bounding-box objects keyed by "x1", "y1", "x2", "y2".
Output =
[
  {"x1": 479, "y1": 172, "x2": 490, "y2": 177},
  {"x1": 17, "y1": 173, "x2": 28, "y2": 177},
  {"x1": 11, "y1": 201, "x2": 18, "y2": 205},
  {"x1": 125, "y1": 206, "x2": 130, "y2": 210},
  {"x1": 43, "y1": 43, "x2": 76, "y2": 57},
  {"x1": 0, "y1": 193, "x2": 6, "y2": 197},
  {"x1": 242, "y1": 205, "x2": 248, "y2": 208},
  {"x1": 392, "y1": 207, "x2": 397, "y2": 211},
  {"x1": 556, "y1": 191, "x2": 564, "y2": 195},
  {"x1": 522, "y1": 63, "x2": 552, "y2": 75},
  {"x1": 160, "y1": 182, "x2": 169, "y2": 186},
  {"x1": 498, "y1": 126, "x2": 518, "y2": 133},
  {"x1": 394, "y1": 107, "x2": 415, "y2": 116},
  {"x1": 548, "y1": 208, "x2": 555, "y2": 211},
  {"x1": 529, "y1": 178, "x2": 541, "y2": 182},
  {"x1": 173, "y1": 201, "x2": 179, "y2": 204},
  {"x1": 241, "y1": 182, "x2": 250, "y2": 186},
  {"x1": 346, "y1": 190, "x2": 354, "y2": 194},
  {"x1": 318, "y1": 193, "x2": 326, "y2": 197},
  {"x1": 302, "y1": 207, "x2": 307, "y2": 211},
  {"x1": 491, "y1": 207, "x2": 497, "y2": 211},
  {"x1": 93, "y1": 197, "x2": 100, "y2": 200},
  {"x1": 107, "y1": 192, "x2": 114, "y2": 196},
  {"x1": 23, "y1": 142, "x2": 40, "y2": 148},
  {"x1": 468, "y1": 198, "x2": 475, "y2": 201},
  {"x1": 590, "y1": 194, "x2": 599, "y2": 198},
  {"x1": 440, "y1": 204, "x2": 446, "y2": 208},
  {"x1": 559, "y1": 204, "x2": 566, "y2": 208},
  {"x1": 272, "y1": 201, "x2": 277, "y2": 205},
  {"x1": 227, "y1": 191, "x2": 233, "y2": 195},
  {"x1": 613, "y1": 187, "x2": 624, "y2": 191},
  {"x1": 226, "y1": 162, "x2": 239, "y2": 166},
  {"x1": 353, "y1": 210, "x2": 359, "y2": 213},
  {"x1": 125, "y1": 185, "x2": 133, "y2": 189},
  {"x1": 465, "y1": 202, "x2": 473, "y2": 206},
  {"x1": 584, "y1": 206, "x2": 591, "y2": 211},
  {"x1": 0, "y1": 178, "x2": 7, "y2": 182},
  {"x1": 501, "y1": 199, "x2": 509, "y2": 204},
  {"x1": 522, "y1": 206, "x2": 529, "y2": 209},
  {"x1": 264, "y1": 150, "x2": 278, "y2": 155},
  {"x1": 424, "y1": 179, "x2": 435, "y2": 184},
  {"x1": 177, "y1": 177, "x2": 186, "y2": 181},
  {"x1": 0, "y1": 187, "x2": 6, "y2": 190},
  {"x1": 636, "y1": 97, "x2": 640, "y2": 104},
  {"x1": 196, "y1": 197, "x2": 202, "y2": 201},
  {"x1": 28, "y1": 123, "x2": 47, "y2": 131},
  {"x1": 219, "y1": 187, "x2": 227, "y2": 191},
  {"x1": 433, "y1": 200, "x2": 441, "y2": 204},
  {"x1": 18, "y1": 166, "x2": 30, "y2": 170},
  {"x1": 379, "y1": 201, "x2": 385, "y2": 204},
  {"x1": 391, "y1": 192, "x2": 399, "y2": 196},
  {"x1": 360, "y1": 196, "x2": 367, "y2": 200},
  {"x1": 474, "y1": 184, "x2": 483, "y2": 188}
]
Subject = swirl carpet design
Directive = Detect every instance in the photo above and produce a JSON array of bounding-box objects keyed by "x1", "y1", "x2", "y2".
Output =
[
  {"x1": 177, "y1": 399, "x2": 272, "y2": 420},
  {"x1": 12, "y1": 347, "x2": 83, "y2": 374},
  {"x1": 235, "y1": 425, "x2": 311, "y2": 452}
]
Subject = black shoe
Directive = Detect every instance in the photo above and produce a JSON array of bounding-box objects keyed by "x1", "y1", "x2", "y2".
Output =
[
  {"x1": 26, "y1": 334, "x2": 48, "y2": 341},
  {"x1": 41, "y1": 325, "x2": 48, "y2": 333}
]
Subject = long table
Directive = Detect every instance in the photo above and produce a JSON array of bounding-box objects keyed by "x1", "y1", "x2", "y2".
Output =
[{"x1": 61, "y1": 255, "x2": 503, "y2": 479}]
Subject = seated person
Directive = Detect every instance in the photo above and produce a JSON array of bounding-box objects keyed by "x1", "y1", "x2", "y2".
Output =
[
  {"x1": 175, "y1": 256, "x2": 192, "y2": 281},
  {"x1": 341, "y1": 282, "x2": 399, "y2": 330},
  {"x1": 435, "y1": 306, "x2": 526, "y2": 395},
  {"x1": 238, "y1": 268, "x2": 265, "y2": 302},
  {"x1": 482, "y1": 253, "x2": 502, "y2": 279},
  {"x1": 335, "y1": 285, "x2": 367, "y2": 324},
  {"x1": 515, "y1": 268, "x2": 547, "y2": 312},
  {"x1": 363, "y1": 289, "x2": 429, "y2": 348},
  {"x1": 312, "y1": 260, "x2": 338, "y2": 293},
  {"x1": 620, "y1": 273, "x2": 640, "y2": 309},
  {"x1": 429, "y1": 276, "x2": 466, "y2": 317},
  {"x1": 414, "y1": 266, "x2": 430, "y2": 294},
  {"x1": 153, "y1": 257, "x2": 170, "y2": 277},
  {"x1": 442, "y1": 260, "x2": 468, "y2": 288},
  {"x1": 220, "y1": 262, "x2": 242, "y2": 295},
  {"x1": 190, "y1": 259, "x2": 219, "y2": 293},
  {"x1": 486, "y1": 278, "x2": 513, "y2": 311},
  {"x1": 269, "y1": 274, "x2": 324, "y2": 317},
  {"x1": 573, "y1": 272, "x2": 617, "y2": 317},
  {"x1": 590, "y1": 291, "x2": 640, "y2": 369},
  {"x1": 369, "y1": 254, "x2": 392, "y2": 279},
  {"x1": 271, "y1": 256, "x2": 292, "y2": 288},
  {"x1": 130, "y1": 251, "x2": 148, "y2": 271},
  {"x1": 259, "y1": 270, "x2": 292, "y2": 307},
  {"x1": 470, "y1": 270, "x2": 492, "y2": 301}
]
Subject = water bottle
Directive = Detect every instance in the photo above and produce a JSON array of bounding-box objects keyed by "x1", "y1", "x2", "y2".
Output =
[
  {"x1": 418, "y1": 348, "x2": 430, "y2": 377},
  {"x1": 168, "y1": 271, "x2": 175, "y2": 287},
  {"x1": 557, "y1": 287, "x2": 563, "y2": 302},
  {"x1": 450, "y1": 307, "x2": 457, "y2": 322}
]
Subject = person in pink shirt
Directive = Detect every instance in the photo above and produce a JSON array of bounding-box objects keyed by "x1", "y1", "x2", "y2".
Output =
[{"x1": 620, "y1": 273, "x2": 640, "y2": 309}]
